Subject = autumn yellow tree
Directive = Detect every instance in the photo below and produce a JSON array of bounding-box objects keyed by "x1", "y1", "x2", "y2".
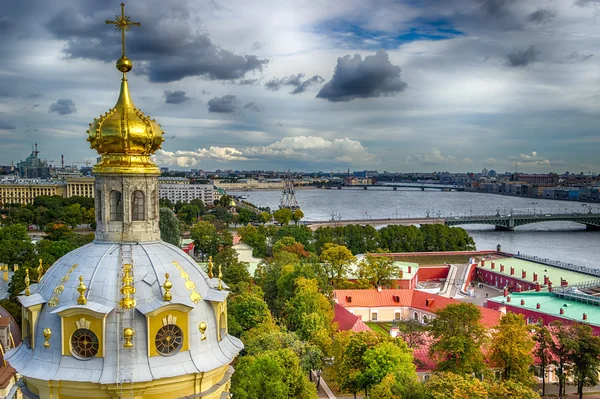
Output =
[
  {"x1": 489, "y1": 312, "x2": 535, "y2": 384},
  {"x1": 427, "y1": 372, "x2": 488, "y2": 399}
]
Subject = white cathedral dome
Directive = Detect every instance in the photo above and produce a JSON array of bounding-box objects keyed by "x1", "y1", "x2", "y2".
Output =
[{"x1": 8, "y1": 241, "x2": 241, "y2": 388}]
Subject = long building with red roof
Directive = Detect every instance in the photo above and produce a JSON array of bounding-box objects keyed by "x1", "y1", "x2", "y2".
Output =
[{"x1": 333, "y1": 289, "x2": 502, "y2": 328}]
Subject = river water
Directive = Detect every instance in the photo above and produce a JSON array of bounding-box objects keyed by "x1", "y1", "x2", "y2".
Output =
[{"x1": 231, "y1": 189, "x2": 600, "y2": 268}]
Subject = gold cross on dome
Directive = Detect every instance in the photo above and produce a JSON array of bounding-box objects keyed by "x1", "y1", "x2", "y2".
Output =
[{"x1": 105, "y1": 3, "x2": 141, "y2": 58}]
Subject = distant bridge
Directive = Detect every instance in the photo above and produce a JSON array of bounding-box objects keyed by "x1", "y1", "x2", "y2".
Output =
[
  {"x1": 305, "y1": 212, "x2": 600, "y2": 231},
  {"x1": 445, "y1": 212, "x2": 600, "y2": 231},
  {"x1": 324, "y1": 184, "x2": 465, "y2": 191}
]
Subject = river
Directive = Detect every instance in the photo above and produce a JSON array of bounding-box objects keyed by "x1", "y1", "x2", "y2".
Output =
[{"x1": 230, "y1": 189, "x2": 600, "y2": 268}]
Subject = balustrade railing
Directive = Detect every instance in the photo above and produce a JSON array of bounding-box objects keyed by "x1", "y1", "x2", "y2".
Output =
[{"x1": 515, "y1": 253, "x2": 600, "y2": 278}]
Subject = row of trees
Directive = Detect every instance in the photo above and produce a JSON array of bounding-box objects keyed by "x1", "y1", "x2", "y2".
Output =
[
  {"x1": 237, "y1": 223, "x2": 475, "y2": 259},
  {"x1": 1, "y1": 195, "x2": 95, "y2": 229}
]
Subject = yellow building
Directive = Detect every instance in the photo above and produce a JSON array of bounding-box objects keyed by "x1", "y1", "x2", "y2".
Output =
[
  {"x1": 0, "y1": 177, "x2": 94, "y2": 206},
  {"x1": 6, "y1": 5, "x2": 241, "y2": 399}
]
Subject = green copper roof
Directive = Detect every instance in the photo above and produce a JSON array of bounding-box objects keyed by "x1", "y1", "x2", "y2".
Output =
[
  {"x1": 488, "y1": 291, "x2": 600, "y2": 327},
  {"x1": 480, "y1": 257, "x2": 595, "y2": 286}
]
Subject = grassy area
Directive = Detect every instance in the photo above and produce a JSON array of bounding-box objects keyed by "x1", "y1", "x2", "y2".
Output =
[
  {"x1": 388, "y1": 254, "x2": 472, "y2": 265},
  {"x1": 366, "y1": 322, "x2": 392, "y2": 336}
]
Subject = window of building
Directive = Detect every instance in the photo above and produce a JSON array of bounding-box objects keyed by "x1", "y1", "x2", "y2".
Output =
[
  {"x1": 71, "y1": 328, "x2": 99, "y2": 359},
  {"x1": 132, "y1": 191, "x2": 145, "y2": 221},
  {"x1": 422, "y1": 315, "x2": 428, "y2": 324},
  {"x1": 155, "y1": 324, "x2": 183, "y2": 356},
  {"x1": 371, "y1": 312, "x2": 378, "y2": 321},
  {"x1": 110, "y1": 191, "x2": 123, "y2": 221},
  {"x1": 413, "y1": 312, "x2": 419, "y2": 320},
  {"x1": 151, "y1": 190, "x2": 157, "y2": 219},
  {"x1": 394, "y1": 312, "x2": 401, "y2": 321}
]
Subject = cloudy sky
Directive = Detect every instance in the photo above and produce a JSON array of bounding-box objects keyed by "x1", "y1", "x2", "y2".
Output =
[{"x1": 1, "y1": 0, "x2": 600, "y2": 173}]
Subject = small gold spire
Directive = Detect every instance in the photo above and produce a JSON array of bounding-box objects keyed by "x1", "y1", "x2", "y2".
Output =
[
  {"x1": 2, "y1": 264, "x2": 7, "y2": 283},
  {"x1": 77, "y1": 276, "x2": 87, "y2": 305},
  {"x1": 24, "y1": 269, "x2": 30, "y2": 296},
  {"x1": 119, "y1": 264, "x2": 136, "y2": 309},
  {"x1": 199, "y1": 322, "x2": 207, "y2": 341},
  {"x1": 218, "y1": 263, "x2": 223, "y2": 291},
  {"x1": 123, "y1": 327, "x2": 135, "y2": 348},
  {"x1": 43, "y1": 328, "x2": 52, "y2": 348},
  {"x1": 163, "y1": 273, "x2": 172, "y2": 301},
  {"x1": 37, "y1": 259, "x2": 44, "y2": 282},
  {"x1": 208, "y1": 256, "x2": 214, "y2": 279}
]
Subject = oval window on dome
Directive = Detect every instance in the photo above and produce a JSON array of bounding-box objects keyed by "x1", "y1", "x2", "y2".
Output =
[
  {"x1": 71, "y1": 328, "x2": 99, "y2": 359},
  {"x1": 155, "y1": 324, "x2": 183, "y2": 356}
]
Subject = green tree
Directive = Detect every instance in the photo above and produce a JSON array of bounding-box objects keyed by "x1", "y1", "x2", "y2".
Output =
[
  {"x1": 62, "y1": 203, "x2": 83, "y2": 228},
  {"x1": 213, "y1": 247, "x2": 251, "y2": 290},
  {"x1": 551, "y1": 321, "x2": 573, "y2": 398},
  {"x1": 273, "y1": 208, "x2": 293, "y2": 225},
  {"x1": 283, "y1": 277, "x2": 335, "y2": 355},
  {"x1": 362, "y1": 341, "x2": 416, "y2": 397},
  {"x1": 237, "y1": 208, "x2": 254, "y2": 226},
  {"x1": 370, "y1": 373, "x2": 401, "y2": 399},
  {"x1": 159, "y1": 197, "x2": 174, "y2": 209},
  {"x1": 565, "y1": 322, "x2": 600, "y2": 399},
  {"x1": 228, "y1": 291, "x2": 271, "y2": 334},
  {"x1": 356, "y1": 254, "x2": 400, "y2": 288},
  {"x1": 44, "y1": 223, "x2": 75, "y2": 241},
  {"x1": 343, "y1": 225, "x2": 380, "y2": 255},
  {"x1": 159, "y1": 208, "x2": 181, "y2": 246},
  {"x1": 489, "y1": 312, "x2": 535, "y2": 384},
  {"x1": 292, "y1": 209, "x2": 304, "y2": 225},
  {"x1": 0, "y1": 224, "x2": 35, "y2": 267},
  {"x1": 428, "y1": 303, "x2": 486, "y2": 375},
  {"x1": 177, "y1": 204, "x2": 201, "y2": 226},
  {"x1": 259, "y1": 211, "x2": 271, "y2": 224},
  {"x1": 188, "y1": 198, "x2": 206, "y2": 215},
  {"x1": 533, "y1": 324, "x2": 554, "y2": 397},
  {"x1": 396, "y1": 319, "x2": 427, "y2": 348},
  {"x1": 319, "y1": 243, "x2": 356, "y2": 285},
  {"x1": 190, "y1": 221, "x2": 232, "y2": 260},
  {"x1": 427, "y1": 372, "x2": 488, "y2": 399},
  {"x1": 231, "y1": 348, "x2": 317, "y2": 399},
  {"x1": 484, "y1": 380, "x2": 541, "y2": 399},
  {"x1": 238, "y1": 224, "x2": 268, "y2": 258}
]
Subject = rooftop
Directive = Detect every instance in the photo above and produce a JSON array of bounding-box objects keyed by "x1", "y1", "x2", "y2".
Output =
[
  {"x1": 479, "y1": 257, "x2": 595, "y2": 286},
  {"x1": 487, "y1": 291, "x2": 600, "y2": 327}
]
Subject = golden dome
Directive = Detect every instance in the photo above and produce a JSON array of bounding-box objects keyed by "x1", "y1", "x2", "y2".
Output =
[
  {"x1": 86, "y1": 5, "x2": 165, "y2": 175},
  {"x1": 86, "y1": 76, "x2": 164, "y2": 174}
]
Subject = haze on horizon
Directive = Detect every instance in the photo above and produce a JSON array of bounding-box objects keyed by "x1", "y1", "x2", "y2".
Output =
[{"x1": 0, "y1": 0, "x2": 599, "y2": 174}]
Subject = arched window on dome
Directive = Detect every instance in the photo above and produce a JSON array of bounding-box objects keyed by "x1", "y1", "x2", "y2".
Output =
[
  {"x1": 219, "y1": 310, "x2": 227, "y2": 340},
  {"x1": 132, "y1": 191, "x2": 145, "y2": 221},
  {"x1": 110, "y1": 190, "x2": 123, "y2": 221}
]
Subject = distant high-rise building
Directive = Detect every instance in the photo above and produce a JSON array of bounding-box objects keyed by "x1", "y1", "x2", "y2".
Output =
[{"x1": 482, "y1": 168, "x2": 489, "y2": 177}]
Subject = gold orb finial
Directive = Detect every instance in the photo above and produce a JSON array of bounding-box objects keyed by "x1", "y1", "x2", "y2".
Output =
[
  {"x1": 43, "y1": 328, "x2": 52, "y2": 348},
  {"x1": 208, "y1": 256, "x2": 214, "y2": 279},
  {"x1": 123, "y1": 327, "x2": 135, "y2": 348},
  {"x1": 199, "y1": 322, "x2": 207, "y2": 341},
  {"x1": 163, "y1": 273, "x2": 173, "y2": 301},
  {"x1": 77, "y1": 276, "x2": 87, "y2": 305},
  {"x1": 24, "y1": 269, "x2": 30, "y2": 296}
]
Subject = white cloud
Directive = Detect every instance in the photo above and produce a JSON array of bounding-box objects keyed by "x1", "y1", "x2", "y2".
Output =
[{"x1": 154, "y1": 136, "x2": 373, "y2": 167}]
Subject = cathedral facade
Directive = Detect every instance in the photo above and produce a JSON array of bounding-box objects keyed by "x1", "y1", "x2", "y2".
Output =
[{"x1": 6, "y1": 5, "x2": 242, "y2": 398}]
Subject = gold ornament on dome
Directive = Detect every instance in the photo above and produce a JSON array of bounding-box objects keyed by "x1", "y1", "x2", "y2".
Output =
[
  {"x1": 172, "y1": 261, "x2": 202, "y2": 303},
  {"x1": 123, "y1": 327, "x2": 135, "y2": 348},
  {"x1": 207, "y1": 256, "x2": 214, "y2": 279},
  {"x1": 43, "y1": 328, "x2": 52, "y2": 348},
  {"x1": 119, "y1": 263, "x2": 136, "y2": 309},
  {"x1": 86, "y1": 3, "x2": 165, "y2": 175},
  {"x1": 48, "y1": 263, "x2": 79, "y2": 308},
  {"x1": 77, "y1": 276, "x2": 87, "y2": 305},
  {"x1": 199, "y1": 322, "x2": 207, "y2": 341},
  {"x1": 162, "y1": 273, "x2": 173, "y2": 301},
  {"x1": 24, "y1": 269, "x2": 30, "y2": 296},
  {"x1": 37, "y1": 259, "x2": 44, "y2": 282}
]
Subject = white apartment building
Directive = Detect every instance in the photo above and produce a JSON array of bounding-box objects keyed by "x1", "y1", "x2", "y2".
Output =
[{"x1": 158, "y1": 183, "x2": 215, "y2": 205}]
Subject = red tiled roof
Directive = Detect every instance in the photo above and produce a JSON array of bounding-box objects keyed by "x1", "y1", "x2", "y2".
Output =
[
  {"x1": 334, "y1": 289, "x2": 502, "y2": 328},
  {"x1": 333, "y1": 303, "x2": 371, "y2": 333}
]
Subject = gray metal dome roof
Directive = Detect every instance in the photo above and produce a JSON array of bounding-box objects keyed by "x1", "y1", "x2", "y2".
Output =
[{"x1": 7, "y1": 241, "x2": 242, "y2": 384}]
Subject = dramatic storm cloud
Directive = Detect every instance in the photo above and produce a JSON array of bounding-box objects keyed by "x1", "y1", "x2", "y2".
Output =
[
  {"x1": 506, "y1": 45, "x2": 539, "y2": 67},
  {"x1": 0, "y1": 0, "x2": 600, "y2": 172},
  {"x1": 208, "y1": 95, "x2": 240, "y2": 113},
  {"x1": 48, "y1": 99, "x2": 77, "y2": 115},
  {"x1": 164, "y1": 90, "x2": 190, "y2": 104},
  {"x1": 317, "y1": 50, "x2": 407, "y2": 102}
]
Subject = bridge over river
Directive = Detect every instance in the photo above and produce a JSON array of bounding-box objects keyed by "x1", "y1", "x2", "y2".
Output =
[{"x1": 305, "y1": 212, "x2": 600, "y2": 231}]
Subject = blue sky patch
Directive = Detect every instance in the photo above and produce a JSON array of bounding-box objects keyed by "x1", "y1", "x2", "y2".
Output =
[{"x1": 313, "y1": 17, "x2": 464, "y2": 49}]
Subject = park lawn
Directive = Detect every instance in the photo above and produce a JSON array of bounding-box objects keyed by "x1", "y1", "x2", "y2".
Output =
[
  {"x1": 366, "y1": 322, "x2": 392, "y2": 336},
  {"x1": 387, "y1": 254, "x2": 472, "y2": 265}
]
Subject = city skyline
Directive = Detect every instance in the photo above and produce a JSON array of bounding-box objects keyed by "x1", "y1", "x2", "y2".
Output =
[{"x1": 1, "y1": 0, "x2": 600, "y2": 173}]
